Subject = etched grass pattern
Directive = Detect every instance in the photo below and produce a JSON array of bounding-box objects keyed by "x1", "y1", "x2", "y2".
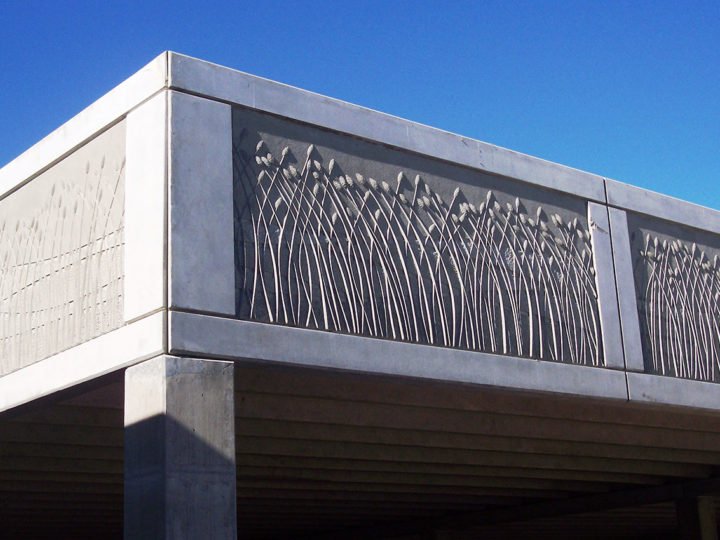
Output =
[
  {"x1": 638, "y1": 235, "x2": 720, "y2": 381},
  {"x1": 0, "y1": 138, "x2": 124, "y2": 374},
  {"x1": 234, "y1": 134, "x2": 602, "y2": 365}
]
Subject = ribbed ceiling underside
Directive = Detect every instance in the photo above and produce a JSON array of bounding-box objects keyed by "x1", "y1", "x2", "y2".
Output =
[{"x1": 2, "y1": 362, "x2": 720, "y2": 538}]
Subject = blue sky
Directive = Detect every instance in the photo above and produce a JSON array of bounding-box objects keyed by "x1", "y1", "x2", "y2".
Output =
[{"x1": 1, "y1": 1, "x2": 718, "y2": 209}]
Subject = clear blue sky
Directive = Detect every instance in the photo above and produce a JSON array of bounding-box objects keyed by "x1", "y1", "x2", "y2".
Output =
[{"x1": 2, "y1": 1, "x2": 718, "y2": 209}]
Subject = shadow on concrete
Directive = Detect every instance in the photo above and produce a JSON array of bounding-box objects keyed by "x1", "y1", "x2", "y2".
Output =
[{"x1": 124, "y1": 414, "x2": 237, "y2": 539}]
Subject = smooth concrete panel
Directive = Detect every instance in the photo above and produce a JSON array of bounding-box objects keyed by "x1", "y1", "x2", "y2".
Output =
[
  {"x1": 0, "y1": 311, "x2": 164, "y2": 413},
  {"x1": 606, "y1": 178, "x2": 720, "y2": 235},
  {"x1": 627, "y1": 371, "x2": 720, "y2": 411},
  {"x1": 169, "y1": 52, "x2": 605, "y2": 202},
  {"x1": 0, "y1": 52, "x2": 167, "y2": 201},
  {"x1": 476, "y1": 142, "x2": 605, "y2": 203},
  {"x1": 168, "y1": 91, "x2": 234, "y2": 315},
  {"x1": 608, "y1": 208, "x2": 645, "y2": 373},
  {"x1": 125, "y1": 92, "x2": 167, "y2": 322},
  {"x1": 168, "y1": 311, "x2": 628, "y2": 401},
  {"x1": 588, "y1": 202, "x2": 624, "y2": 369},
  {"x1": 125, "y1": 355, "x2": 236, "y2": 540}
]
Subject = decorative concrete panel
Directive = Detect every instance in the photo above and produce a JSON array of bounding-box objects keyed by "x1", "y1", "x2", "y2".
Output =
[
  {"x1": 0, "y1": 122, "x2": 125, "y2": 375},
  {"x1": 627, "y1": 213, "x2": 720, "y2": 382},
  {"x1": 232, "y1": 108, "x2": 603, "y2": 366}
]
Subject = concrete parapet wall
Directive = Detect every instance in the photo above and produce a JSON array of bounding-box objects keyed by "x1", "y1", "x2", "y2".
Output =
[{"x1": 2, "y1": 52, "x2": 720, "y2": 411}]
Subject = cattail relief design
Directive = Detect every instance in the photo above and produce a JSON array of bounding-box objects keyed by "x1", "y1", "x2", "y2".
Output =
[
  {"x1": 234, "y1": 132, "x2": 603, "y2": 366},
  {"x1": 0, "y1": 126, "x2": 124, "y2": 372},
  {"x1": 637, "y1": 234, "x2": 720, "y2": 382}
]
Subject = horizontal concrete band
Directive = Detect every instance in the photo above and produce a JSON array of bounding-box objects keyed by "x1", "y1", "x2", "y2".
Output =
[
  {"x1": 0, "y1": 312, "x2": 165, "y2": 413},
  {"x1": 168, "y1": 312, "x2": 720, "y2": 411},
  {"x1": 605, "y1": 178, "x2": 720, "y2": 235},
  {"x1": 2, "y1": 308, "x2": 719, "y2": 414},
  {"x1": 627, "y1": 372, "x2": 720, "y2": 410},
  {"x1": 2, "y1": 51, "x2": 606, "y2": 208},
  {"x1": 168, "y1": 311, "x2": 628, "y2": 401}
]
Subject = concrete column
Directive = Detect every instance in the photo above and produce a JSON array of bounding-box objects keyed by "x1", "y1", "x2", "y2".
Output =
[
  {"x1": 677, "y1": 496, "x2": 718, "y2": 540},
  {"x1": 124, "y1": 355, "x2": 236, "y2": 539}
]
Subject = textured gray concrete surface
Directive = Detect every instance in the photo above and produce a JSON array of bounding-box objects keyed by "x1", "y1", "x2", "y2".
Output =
[
  {"x1": 606, "y1": 177, "x2": 720, "y2": 235},
  {"x1": 124, "y1": 355, "x2": 237, "y2": 539},
  {"x1": 0, "y1": 311, "x2": 164, "y2": 413},
  {"x1": 587, "y1": 202, "x2": 624, "y2": 369}
]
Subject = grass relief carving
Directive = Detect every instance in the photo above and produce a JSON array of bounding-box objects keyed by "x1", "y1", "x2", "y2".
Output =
[
  {"x1": 637, "y1": 235, "x2": 720, "y2": 381},
  {"x1": 0, "y1": 155, "x2": 124, "y2": 371},
  {"x1": 234, "y1": 133, "x2": 602, "y2": 366}
]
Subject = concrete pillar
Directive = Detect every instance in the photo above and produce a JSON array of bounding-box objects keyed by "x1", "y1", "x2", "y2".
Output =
[
  {"x1": 124, "y1": 355, "x2": 236, "y2": 539},
  {"x1": 677, "y1": 496, "x2": 718, "y2": 540}
]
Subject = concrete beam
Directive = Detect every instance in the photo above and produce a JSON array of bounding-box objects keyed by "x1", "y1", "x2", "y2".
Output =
[
  {"x1": 169, "y1": 311, "x2": 628, "y2": 401},
  {"x1": 676, "y1": 496, "x2": 718, "y2": 540},
  {"x1": 627, "y1": 371, "x2": 720, "y2": 411},
  {"x1": 0, "y1": 312, "x2": 164, "y2": 413},
  {"x1": 124, "y1": 355, "x2": 236, "y2": 539},
  {"x1": 606, "y1": 178, "x2": 720, "y2": 235}
]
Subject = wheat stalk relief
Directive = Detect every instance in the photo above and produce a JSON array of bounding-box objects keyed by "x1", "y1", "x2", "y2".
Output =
[
  {"x1": 0, "y1": 154, "x2": 124, "y2": 371},
  {"x1": 234, "y1": 132, "x2": 602, "y2": 366},
  {"x1": 638, "y1": 235, "x2": 720, "y2": 381}
]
